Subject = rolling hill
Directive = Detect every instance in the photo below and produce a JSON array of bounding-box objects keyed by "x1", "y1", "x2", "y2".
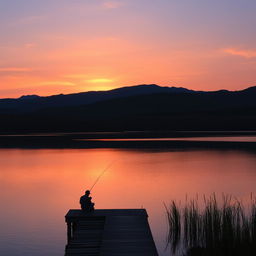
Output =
[{"x1": 0, "y1": 84, "x2": 256, "y2": 132}]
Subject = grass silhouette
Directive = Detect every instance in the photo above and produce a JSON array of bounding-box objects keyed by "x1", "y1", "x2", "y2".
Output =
[{"x1": 166, "y1": 194, "x2": 256, "y2": 256}]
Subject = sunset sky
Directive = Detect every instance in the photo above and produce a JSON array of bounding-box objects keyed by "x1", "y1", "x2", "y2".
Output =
[{"x1": 1, "y1": 0, "x2": 256, "y2": 98}]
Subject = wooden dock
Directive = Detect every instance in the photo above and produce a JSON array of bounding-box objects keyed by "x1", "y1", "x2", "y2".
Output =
[{"x1": 65, "y1": 209, "x2": 159, "y2": 256}]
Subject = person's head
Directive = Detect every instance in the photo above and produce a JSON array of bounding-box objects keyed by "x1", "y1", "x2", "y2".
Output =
[{"x1": 85, "y1": 190, "x2": 90, "y2": 195}]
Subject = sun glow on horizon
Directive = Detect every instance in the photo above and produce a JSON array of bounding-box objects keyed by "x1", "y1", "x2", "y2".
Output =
[{"x1": 82, "y1": 78, "x2": 117, "y2": 91}]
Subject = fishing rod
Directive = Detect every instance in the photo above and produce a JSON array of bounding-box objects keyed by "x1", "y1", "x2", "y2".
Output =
[{"x1": 89, "y1": 161, "x2": 115, "y2": 192}]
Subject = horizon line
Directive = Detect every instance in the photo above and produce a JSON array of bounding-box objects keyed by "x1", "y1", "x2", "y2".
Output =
[{"x1": 0, "y1": 83, "x2": 255, "y2": 100}]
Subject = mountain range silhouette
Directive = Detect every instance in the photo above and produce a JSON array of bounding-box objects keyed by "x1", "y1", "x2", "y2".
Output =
[
  {"x1": 0, "y1": 84, "x2": 256, "y2": 132},
  {"x1": 0, "y1": 84, "x2": 195, "y2": 113}
]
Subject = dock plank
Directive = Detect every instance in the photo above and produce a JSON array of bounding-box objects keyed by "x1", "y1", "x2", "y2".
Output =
[{"x1": 65, "y1": 209, "x2": 158, "y2": 256}]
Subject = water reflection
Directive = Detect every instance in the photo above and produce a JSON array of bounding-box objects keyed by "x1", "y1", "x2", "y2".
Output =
[
  {"x1": 0, "y1": 148, "x2": 256, "y2": 256},
  {"x1": 79, "y1": 136, "x2": 256, "y2": 142}
]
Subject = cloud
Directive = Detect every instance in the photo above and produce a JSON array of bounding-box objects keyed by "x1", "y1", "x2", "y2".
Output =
[
  {"x1": 223, "y1": 48, "x2": 256, "y2": 58},
  {"x1": 103, "y1": 1, "x2": 123, "y2": 9},
  {"x1": 65, "y1": 74, "x2": 88, "y2": 79},
  {"x1": 0, "y1": 67, "x2": 33, "y2": 72},
  {"x1": 86, "y1": 78, "x2": 113, "y2": 83},
  {"x1": 38, "y1": 81, "x2": 75, "y2": 86},
  {"x1": 24, "y1": 43, "x2": 36, "y2": 49},
  {"x1": 18, "y1": 15, "x2": 45, "y2": 25},
  {"x1": 8, "y1": 15, "x2": 45, "y2": 27}
]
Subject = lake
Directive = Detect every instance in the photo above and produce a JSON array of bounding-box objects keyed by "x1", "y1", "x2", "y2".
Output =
[
  {"x1": 1, "y1": 144, "x2": 256, "y2": 255},
  {"x1": 82, "y1": 136, "x2": 256, "y2": 142}
]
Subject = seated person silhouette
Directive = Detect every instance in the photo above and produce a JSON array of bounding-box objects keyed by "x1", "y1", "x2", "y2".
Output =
[{"x1": 80, "y1": 190, "x2": 95, "y2": 212}]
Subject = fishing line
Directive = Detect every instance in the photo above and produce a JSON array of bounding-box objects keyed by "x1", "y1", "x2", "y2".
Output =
[{"x1": 90, "y1": 160, "x2": 115, "y2": 191}]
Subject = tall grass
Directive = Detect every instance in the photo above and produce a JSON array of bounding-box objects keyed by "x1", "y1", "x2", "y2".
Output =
[{"x1": 166, "y1": 195, "x2": 256, "y2": 256}]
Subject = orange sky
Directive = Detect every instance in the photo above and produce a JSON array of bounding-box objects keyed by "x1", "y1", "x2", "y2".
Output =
[{"x1": 1, "y1": 0, "x2": 256, "y2": 98}]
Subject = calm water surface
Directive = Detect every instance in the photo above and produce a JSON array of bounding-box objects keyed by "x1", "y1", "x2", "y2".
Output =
[
  {"x1": 82, "y1": 136, "x2": 256, "y2": 142},
  {"x1": 1, "y1": 147, "x2": 256, "y2": 255}
]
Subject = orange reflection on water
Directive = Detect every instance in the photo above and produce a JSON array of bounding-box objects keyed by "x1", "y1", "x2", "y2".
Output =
[{"x1": 0, "y1": 148, "x2": 256, "y2": 256}]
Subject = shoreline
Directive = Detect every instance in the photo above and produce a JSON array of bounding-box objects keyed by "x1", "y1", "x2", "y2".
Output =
[
  {"x1": 0, "y1": 136, "x2": 256, "y2": 150},
  {"x1": 1, "y1": 131, "x2": 256, "y2": 150}
]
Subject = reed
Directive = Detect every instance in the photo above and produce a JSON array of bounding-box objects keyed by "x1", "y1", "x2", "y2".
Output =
[{"x1": 166, "y1": 195, "x2": 256, "y2": 256}]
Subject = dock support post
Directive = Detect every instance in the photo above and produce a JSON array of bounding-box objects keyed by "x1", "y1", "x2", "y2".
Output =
[{"x1": 67, "y1": 221, "x2": 72, "y2": 243}]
